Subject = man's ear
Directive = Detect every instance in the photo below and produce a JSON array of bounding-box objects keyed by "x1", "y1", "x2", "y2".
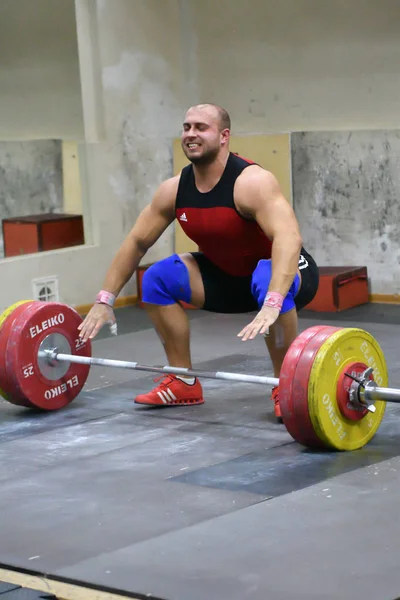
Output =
[{"x1": 220, "y1": 128, "x2": 230, "y2": 146}]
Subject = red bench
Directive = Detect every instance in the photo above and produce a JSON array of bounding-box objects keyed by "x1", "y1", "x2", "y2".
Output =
[{"x1": 305, "y1": 266, "x2": 369, "y2": 312}]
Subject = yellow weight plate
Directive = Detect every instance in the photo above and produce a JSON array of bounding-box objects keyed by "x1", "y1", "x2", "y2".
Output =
[
  {"x1": 0, "y1": 300, "x2": 33, "y2": 400},
  {"x1": 0, "y1": 300, "x2": 32, "y2": 328},
  {"x1": 308, "y1": 328, "x2": 388, "y2": 451}
]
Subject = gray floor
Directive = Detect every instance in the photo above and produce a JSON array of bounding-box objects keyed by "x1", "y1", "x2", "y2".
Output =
[{"x1": 1, "y1": 303, "x2": 400, "y2": 600}]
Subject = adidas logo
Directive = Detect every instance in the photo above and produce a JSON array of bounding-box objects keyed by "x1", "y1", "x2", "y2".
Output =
[
  {"x1": 298, "y1": 254, "x2": 309, "y2": 270},
  {"x1": 157, "y1": 389, "x2": 177, "y2": 404},
  {"x1": 179, "y1": 212, "x2": 188, "y2": 222}
]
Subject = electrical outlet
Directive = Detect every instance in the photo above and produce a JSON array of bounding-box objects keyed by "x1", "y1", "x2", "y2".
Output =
[{"x1": 32, "y1": 277, "x2": 59, "y2": 302}]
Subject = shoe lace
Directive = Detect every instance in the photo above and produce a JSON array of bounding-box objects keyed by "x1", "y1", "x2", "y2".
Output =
[{"x1": 153, "y1": 374, "x2": 176, "y2": 389}]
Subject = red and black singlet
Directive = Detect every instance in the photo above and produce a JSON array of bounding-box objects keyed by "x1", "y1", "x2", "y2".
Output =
[{"x1": 175, "y1": 152, "x2": 272, "y2": 276}]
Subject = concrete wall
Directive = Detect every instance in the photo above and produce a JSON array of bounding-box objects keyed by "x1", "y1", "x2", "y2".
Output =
[
  {"x1": 0, "y1": 140, "x2": 63, "y2": 257},
  {"x1": 193, "y1": 0, "x2": 400, "y2": 133},
  {"x1": 0, "y1": 0, "x2": 185, "y2": 310},
  {"x1": 0, "y1": 0, "x2": 82, "y2": 262},
  {"x1": 292, "y1": 130, "x2": 400, "y2": 294},
  {"x1": 99, "y1": 0, "x2": 184, "y2": 247},
  {"x1": 191, "y1": 0, "x2": 400, "y2": 295},
  {"x1": 0, "y1": 0, "x2": 399, "y2": 308},
  {"x1": 0, "y1": 0, "x2": 84, "y2": 141}
]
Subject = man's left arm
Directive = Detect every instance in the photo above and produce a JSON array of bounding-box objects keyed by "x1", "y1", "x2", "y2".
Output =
[
  {"x1": 235, "y1": 166, "x2": 303, "y2": 297},
  {"x1": 235, "y1": 167, "x2": 303, "y2": 340}
]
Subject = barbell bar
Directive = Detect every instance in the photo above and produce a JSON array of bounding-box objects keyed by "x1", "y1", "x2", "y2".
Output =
[
  {"x1": 0, "y1": 299, "x2": 397, "y2": 451},
  {"x1": 40, "y1": 349, "x2": 280, "y2": 386},
  {"x1": 38, "y1": 349, "x2": 400, "y2": 409}
]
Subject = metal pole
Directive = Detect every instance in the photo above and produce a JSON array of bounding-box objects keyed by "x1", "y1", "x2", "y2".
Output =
[
  {"x1": 363, "y1": 386, "x2": 400, "y2": 404},
  {"x1": 44, "y1": 351, "x2": 280, "y2": 387}
]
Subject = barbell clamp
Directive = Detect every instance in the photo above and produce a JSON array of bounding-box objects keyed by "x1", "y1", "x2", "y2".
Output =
[
  {"x1": 348, "y1": 367, "x2": 377, "y2": 413},
  {"x1": 40, "y1": 348, "x2": 59, "y2": 366}
]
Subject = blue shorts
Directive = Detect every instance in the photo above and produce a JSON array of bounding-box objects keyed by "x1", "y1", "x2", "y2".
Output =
[{"x1": 140, "y1": 250, "x2": 319, "y2": 314}]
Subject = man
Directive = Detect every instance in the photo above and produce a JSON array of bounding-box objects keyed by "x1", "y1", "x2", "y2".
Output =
[{"x1": 78, "y1": 103, "x2": 319, "y2": 420}]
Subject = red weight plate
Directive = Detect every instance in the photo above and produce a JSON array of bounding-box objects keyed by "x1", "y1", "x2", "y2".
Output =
[
  {"x1": 292, "y1": 327, "x2": 343, "y2": 449},
  {"x1": 280, "y1": 326, "x2": 336, "y2": 441},
  {"x1": 280, "y1": 326, "x2": 340, "y2": 449},
  {"x1": 7, "y1": 302, "x2": 92, "y2": 410},
  {"x1": 336, "y1": 361, "x2": 369, "y2": 421},
  {"x1": 279, "y1": 326, "x2": 323, "y2": 440},
  {"x1": 0, "y1": 301, "x2": 41, "y2": 407}
]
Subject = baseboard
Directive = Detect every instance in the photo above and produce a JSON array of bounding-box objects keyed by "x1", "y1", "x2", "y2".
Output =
[
  {"x1": 74, "y1": 294, "x2": 138, "y2": 316},
  {"x1": 369, "y1": 294, "x2": 400, "y2": 304}
]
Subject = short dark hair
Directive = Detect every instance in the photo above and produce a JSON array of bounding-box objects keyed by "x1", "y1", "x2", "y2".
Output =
[{"x1": 192, "y1": 103, "x2": 231, "y2": 131}]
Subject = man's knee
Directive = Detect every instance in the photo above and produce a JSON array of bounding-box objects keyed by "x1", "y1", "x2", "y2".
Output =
[
  {"x1": 251, "y1": 259, "x2": 301, "y2": 313},
  {"x1": 141, "y1": 254, "x2": 192, "y2": 306}
]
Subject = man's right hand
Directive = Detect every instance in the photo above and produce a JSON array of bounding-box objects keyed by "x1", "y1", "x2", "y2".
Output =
[{"x1": 78, "y1": 303, "x2": 116, "y2": 342}]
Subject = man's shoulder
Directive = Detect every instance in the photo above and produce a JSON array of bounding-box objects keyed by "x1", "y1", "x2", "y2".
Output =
[
  {"x1": 158, "y1": 173, "x2": 181, "y2": 195},
  {"x1": 236, "y1": 164, "x2": 277, "y2": 188},
  {"x1": 151, "y1": 175, "x2": 181, "y2": 213},
  {"x1": 234, "y1": 165, "x2": 282, "y2": 212}
]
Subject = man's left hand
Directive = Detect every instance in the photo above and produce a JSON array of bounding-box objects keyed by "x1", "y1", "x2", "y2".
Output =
[{"x1": 237, "y1": 305, "x2": 280, "y2": 341}]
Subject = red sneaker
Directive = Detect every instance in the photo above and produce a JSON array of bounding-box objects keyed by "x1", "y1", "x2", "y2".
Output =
[
  {"x1": 271, "y1": 386, "x2": 282, "y2": 421},
  {"x1": 134, "y1": 374, "x2": 204, "y2": 406}
]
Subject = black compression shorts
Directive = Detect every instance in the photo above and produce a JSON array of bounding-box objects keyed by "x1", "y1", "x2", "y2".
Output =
[{"x1": 190, "y1": 248, "x2": 319, "y2": 314}]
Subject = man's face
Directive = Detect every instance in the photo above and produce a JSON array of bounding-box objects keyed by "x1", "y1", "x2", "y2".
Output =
[{"x1": 181, "y1": 107, "x2": 228, "y2": 165}]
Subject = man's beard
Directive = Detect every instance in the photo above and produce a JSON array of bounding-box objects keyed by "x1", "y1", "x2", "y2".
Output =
[{"x1": 184, "y1": 145, "x2": 220, "y2": 166}]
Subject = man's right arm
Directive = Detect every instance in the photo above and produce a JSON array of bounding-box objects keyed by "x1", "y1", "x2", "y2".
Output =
[
  {"x1": 101, "y1": 176, "x2": 179, "y2": 296},
  {"x1": 78, "y1": 176, "x2": 179, "y2": 341}
]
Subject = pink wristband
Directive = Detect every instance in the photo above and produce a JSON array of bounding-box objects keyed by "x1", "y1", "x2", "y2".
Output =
[
  {"x1": 263, "y1": 292, "x2": 284, "y2": 311},
  {"x1": 95, "y1": 290, "x2": 116, "y2": 307}
]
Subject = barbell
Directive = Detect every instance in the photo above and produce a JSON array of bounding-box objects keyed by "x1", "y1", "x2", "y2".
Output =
[{"x1": 0, "y1": 299, "x2": 398, "y2": 452}]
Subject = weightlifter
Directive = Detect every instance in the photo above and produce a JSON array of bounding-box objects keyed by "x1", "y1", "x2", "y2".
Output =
[{"x1": 78, "y1": 103, "x2": 319, "y2": 420}]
